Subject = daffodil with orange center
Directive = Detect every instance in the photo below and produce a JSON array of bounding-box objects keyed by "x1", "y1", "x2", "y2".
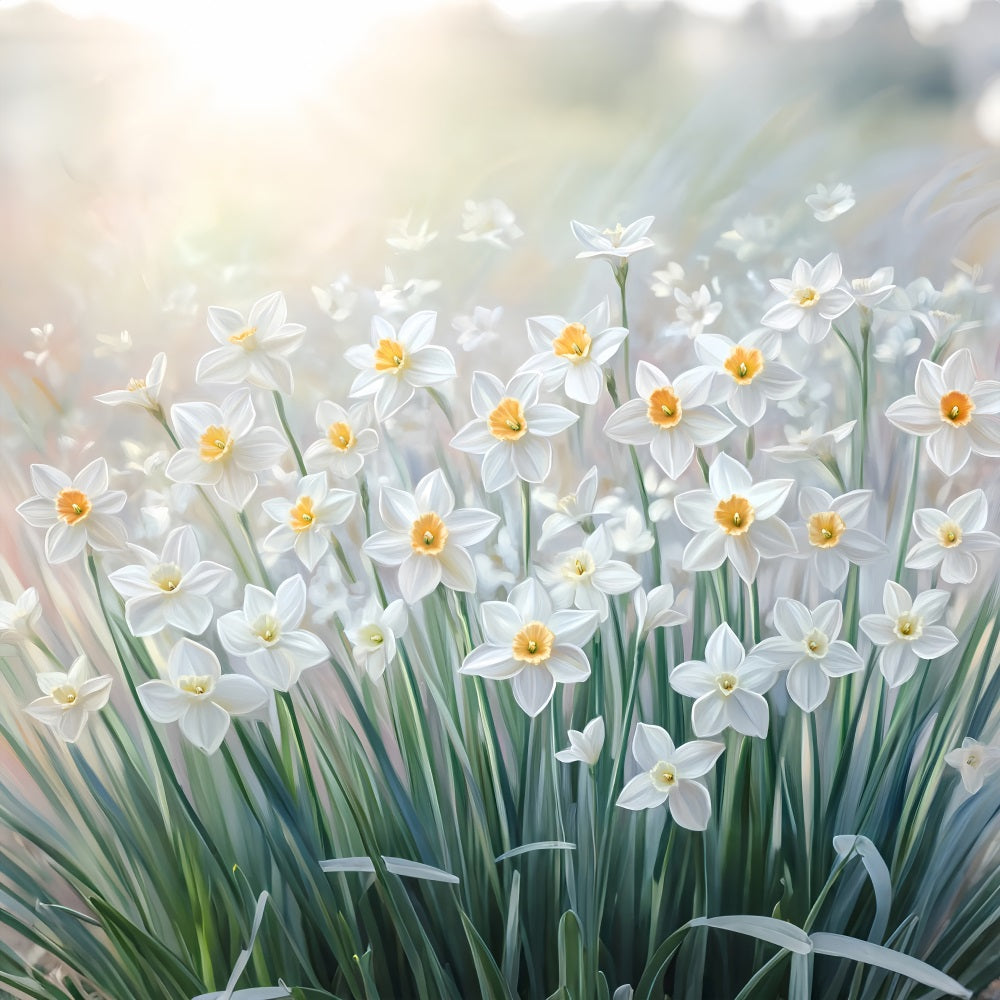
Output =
[
  {"x1": 603, "y1": 361, "x2": 733, "y2": 480},
  {"x1": 303, "y1": 401, "x2": 379, "y2": 478},
  {"x1": 363, "y1": 470, "x2": 499, "y2": 603},
  {"x1": 459, "y1": 579, "x2": 599, "y2": 717}
]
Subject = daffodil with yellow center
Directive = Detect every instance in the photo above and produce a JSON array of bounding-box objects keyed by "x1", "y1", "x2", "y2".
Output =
[
  {"x1": 512, "y1": 621, "x2": 555, "y2": 664},
  {"x1": 938, "y1": 521, "x2": 962, "y2": 547},
  {"x1": 714, "y1": 495, "x2": 754, "y2": 536},
  {"x1": 552, "y1": 323, "x2": 591, "y2": 362},
  {"x1": 762, "y1": 253, "x2": 855, "y2": 344},
  {"x1": 808, "y1": 510, "x2": 846, "y2": 548},
  {"x1": 905, "y1": 490, "x2": 1000, "y2": 585},
  {"x1": 178, "y1": 674, "x2": 213, "y2": 696},
  {"x1": 650, "y1": 761, "x2": 677, "y2": 791},
  {"x1": 25, "y1": 654, "x2": 114, "y2": 743},
  {"x1": 327, "y1": 421, "x2": 356, "y2": 452},
  {"x1": 228, "y1": 325, "x2": 257, "y2": 348},
  {"x1": 55, "y1": 489, "x2": 91, "y2": 526},
  {"x1": 648, "y1": 387, "x2": 683, "y2": 429},
  {"x1": 724, "y1": 346, "x2": 764, "y2": 384},
  {"x1": 488, "y1": 397, "x2": 528, "y2": 442},
  {"x1": 410, "y1": 512, "x2": 449, "y2": 555},
  {"x1": 198, "y1": 425, "x2": 234, "y2": 463},
  {"x1": 374, "y1": 337, "x2": 407, "y2": 373},
  {"x1": 289, "y1": 496, "x2": 316, "y2": 533}
]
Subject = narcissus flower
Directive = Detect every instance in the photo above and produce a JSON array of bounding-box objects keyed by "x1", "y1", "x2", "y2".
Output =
[
  {"x1": 633, "y1": 584, "x2": 687, "y2": 639},
  {"x1": 860, "y1": 581, "x2": 958, "y2": 688},
  {"x1": 196, "y1": 292, "x2": 305, "y2": 395},
  {"x1": 673, "y1": 284, "x2": 722, "y2": 338},
  {"x1": 25, "y1": 655, "x2": 112, "y2": 743},
  {"x1": 363, "y1": 470, "x2": 499, "y2": 602},
  {"x1": 694, "y1": 329, "x2": 804, "y2": 427},
  {"x1": 345, "y1": 311, "x2": 456, "y2": 422},
  {"x1": 536, "y1": 466, "x2": 608, "y2": 548},
  {"x1": 670, "y1": 624, "x2": 778, "y2": 738},
  {"x1": 459, "y1": 198, "x2": 522, "y2": 249},
  {"x1": 0, "y1": 587, "x2": 42, "y2": 643},
  {"x1": 520, "y1": 300, "x2": 627, "y2": 405},
  {"x1": 137, "y1": 639, "x2": 268, "y2": 754},
  {"x1": 555, "y1": 716, "x2": 605, "y2": 766},
  {"x1": 745, "y1": 598, "x2": 863, "y2": 712},
  {"x1": 805, "y1": 183, "x2": 855, "y2": 222},
  {"x1": 616, "y1": 723, "x2": 724, "y2": 830},
  {"x1": 17, "y1": 458, "x2": 127, "y2": 563},
  {"x1": 261, "y1": 472, "x2": 356, "y2": 572},
  {"x1": 217, "y1": 576, "x2": 328, "y2": 691},
  {"x1": 603, "y1": 361, "x2": 733, "y2": 480},
  {"x1": 459, "y1": 578, "x2": 598, "y2": 717},
  {"x1": 673, "y1": 453, "x2": 795, "y2": 583},
  {"x1": 885, "y1": 349, "x2": 1000, "y2": 476},
  {"x1": 303, "y1": 401, "x2": 379, "y2": 479},
  {"x1": 570, "y1": 216, "x2": 654, "y2": 263},
  {"x1": 944, "y1": 738, "x2": 1000, "y2": 794},
  {"x1": 454, "y1": 305, "x2": 503, "y2": 352},
  {"x1": 450, "y1": 372, "x2": 578, "y2": 492},
  {"x1": 95, "y1": 352, "x2": 167, "y2": 412},
  {"x1": 851, "y1": 266, "x2": 895, "y2": 308},
  {"x1": 905, "y1": 489, "x2": 1000, "y2": 584},
  {"x1": 762, "y1": 253, "x2": 854, "y2": 343},
  {"x1": 108, "y1": 526, "x2": 233, "y2": 637},
  {"x1": 345, "y1": 598, "x2": 408, "y2": 680},
  {"x1": 166, "y1": 389, "x2": 287, "y2": 510}
]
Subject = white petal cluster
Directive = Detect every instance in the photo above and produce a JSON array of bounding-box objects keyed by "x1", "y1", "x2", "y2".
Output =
[
  {"x1": 345, "y1": 599, "x2": 408, "y2": 681},
  {"x1": 304, "y1": 401, "x2": 379, "y2": 479},
  {"x1": 570, "y1": 216, "x2": 654, "y2": 263},
  {"x1": 0, "y1": 588, "x2": 42, "y2": 644},
  {"x1": 905, "y1": 489, "x2": 1000, "y2": 584},
  {"x1": 95, "y1": 352, "x2": 167, "y2": 412},
  {"x1": 805, "y1": 183, "x2": 855, "y2": 222},
  {"x1": 944, "y1": 738, "x2": 1000, "y2": 794},
  {"x1": 25, "y1": 655, "x2": 112, "y2": 743},
  {"x1": 762, "y1": 253, "x2": 855, "y2": 343},
  {"x1": 555, "y1": 717, "x2": 605, "y2": 766}
]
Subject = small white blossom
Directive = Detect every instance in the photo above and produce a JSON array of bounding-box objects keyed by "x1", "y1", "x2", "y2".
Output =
[
  {"x1": 717, "y1": 214, "x2": 780, "y2": 262},
  {"x1": 0, "y1": 588, "x2": 42, "y2": 643},
  {"x1": 374, "y1": 268, "x2": 441, "y2": 315},
  {"x1": 459, "y1": 579, "x2": 598, "y2": 717},
  {"x1": 95, "y1": 352, "x2": 167, "y2": 412},
  {"x1": 944, "y1": 738, "x2": 1000, "y2": 794},
  {"x1": 312, "y1": 274, "x2": 358, "y2": 323},
  {"x1": 762, "y1": 253, "x2": 855, "y2": 344},
  {"x1": 674, "y1": 285, "x2": 722, "y2": 338},
  {"x1": 873, "y1": 322, "x2": 922, "y2": 365},
  {"x1": 138, "y1": 639, "x2": 268, "y2": 754},
  {"x1": 303, "y1": 401, "x2": 379, "y2": 479},
  {"x1": 555, "y1": 717, "x2": 605, "y2": 766},
  {"x1": 345, "y1": 599, "x2": 408, "y2": 680},
  {"x1": 25, "y1": 655, "x2": 112, "y2": 743},
  {"x1": 860, "y1": 581, "x2": 958, "y2": 688},
  {"x1": 634, "y1": 584, "x2": 687, "y2": 639},
  {"x1": 386, "y1": 214, "x2": 437, "y2": 252},
  {"x1": 536, "y1": 466, "x2": 608, "y2": 548},
  {"x1": 650, "y1": 262, "x2": 685, "y2": 298},
  {"x1": 805, "y1": 182, "x2": 855, "y2": 222},
  {"x1": 454, "y1": 306, "x2": 503, "y2": 352},
  {"x1": 570, "y1": 215, "x2": 654, "y2": 264},
  {"x1": 459, "y1": 199, "x2": 522, "y2": 249},
  {"x1": 905, "y1": 489, "x2": 1000, "y2": 584},
  {"x1": 616, "y1": 723, "x2": 724, "y2": 830},
  {"x1": 851, "y1": 266, "x2": 895, "y2": 308}
]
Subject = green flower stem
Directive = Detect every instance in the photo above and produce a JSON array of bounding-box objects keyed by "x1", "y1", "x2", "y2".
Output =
[
  {"x1": 277, "y1": 689, "x2": 329, "y2": 857},
  {"x1": 615, "y1": 261, "x2": 632, "y2": 398},
  {"x1": 272, "y1": 390, "x2": 306, "y2": 477},
  {"x1": 331, "y1": 533, "x2": 358, "y2": 584},
  {"x1": 520, "y1": 479, "x2": 532, "y2": 577},
  {"x1": 237, "y1": 509, "x2": 272, "y2": 588},
  {"x1": 893, "y1": 440, "x2": 921, "y2": 582},
  {"x1": 747, "y1": 580, "x2": 761, "y2": 645},
  {"x1": 856, "y1": 314, "x2": 871, "y2": 488},
  {"x1": 30, "y1": 635, "x2": 64, "y2": 668},
  {"x1": 427, "y1": 386, "x2": 456, "y2": 430}
]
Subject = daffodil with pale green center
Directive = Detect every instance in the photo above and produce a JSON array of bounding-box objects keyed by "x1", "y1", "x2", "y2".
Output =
[
  {"x1": 603, "y1": 361, "x2": 734, "y2": 480},
  {"x1": 137, "y1": 639, "x2": 267, "y2": 754},
  {"x1": 945, "y1": 738, "x2": 1000, "y2": 794},
  {"x1": 363, "y1": 470, "x2": 499, "y2": 603},
  {"x1": 108, "y1": 525, "x2": 233, "y2": 637},
  {"x1": 860, "y1": 581, "x2": 958, "y2": 688},
  {"x1": 217, "y1": 576, "x2": 328, "y2": 692},
  {"x1": 25, "y1": 655, "x2": 112, "y2": 743},
  {"x1": 450, "y1": 372, "x2": 578, "y2": 492},
  {"x1": 673, "y1": 453, "x2": 795, "y2": 584},
  {"x1": 905, "y1": 489, "x2": 1000, "y2": 585},
  {"x1": 616, "y1": 723, "x2": 724, "y2": 830},
  {"x1": 459, "y1": 579, "x2": 598, "y2": 718},
  {"x1": 745, "y1": 598, "x2": 863, "y2": 713},
  {"x1": 762, "y1": 253, "x2": 854, "y2": 344},
  {"x1": 345, "y1": 598, "x2": 408, "y2": 681},
  {"x1": 670, "y1": 624, "x2": 778, "y2": 738}
]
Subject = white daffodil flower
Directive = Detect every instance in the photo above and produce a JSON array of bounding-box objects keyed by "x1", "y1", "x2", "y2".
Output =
[
  {"x1": 944, "y1": 738, "x2": 1000, "y2": 794},
  {"x1": 165, "y1": 389, "x2": 287, "y2": 510},
  {"x1": 616, "y1": 723, "x2": 724, "y2": 830},
  {"x1": 454, "y1": 306, "x2": 503, "y2": 352},
  {"x1": 459, "y1": 578, "x2": 598, "y2": 717},
  {"x1": 95, "y1": 352, "x2": 167, "y2": 412},
  {"x1": 761, "y1": 253, "x2": 855, "y2": 343},
  {"x1": 765, "y1": 419, "x2": 855, "y2": 467},
  {"x1": 860, "y1": 581, "x2": 958, "y2": 688},
  {"x1": 312, "y1": 274, "x2": 358, "y2": 323},
  {"x1": 536, "y1": 466, "x2": 610, "y2": 548},
  {"x1": 16, "y1": 458, "x2": 127, "y2": 564},
  {"x1": 905, "y1": 489, "x2": 1000, "y2": 585},
  {"x1": 345, "y1": 598, "x2": 408, "y2": 680},
  {"x1": 459, "y1": 198, "x2": 522, "y2": 249},
  {"x1": 873, "y1": 322, "x2": 922, "y2": 365},
  {"x1": 555, "y1": 717, "x2": 605, "y2": 766},
  {"x1": 603, "y1": 361, "x2": 734, "y2": 481},
  {"x1": 805, "y1": 182, "x2": 855, "y2": 222},
  {"x1": 303, "y1": 401, "x2": 379, "y2": 479},
  {"x1": 108, "y1": 526, "x2": 234, "y2": 637},
  {"x1": 536, "y1": 525, "x2": 641, "y2": 622},
  {"x1": 673, "y1": 284, "x2": 722, "y2": 338},
  {"x1": 450, "y1": 372, "x2": 578, "y2": 492},
  {"x1": 386, "y1": 214, "x2": 437, "y2": 252},
  {"x1": 670, "y1": 624, "x2": 778, "y2": 739},
  {"x1": 633, "y1": 584, "x2": 687, "y2": 640},
  {"x1": 796, "y1": 487, "x2": 888, "y2": 591},
  {"x1": 520, "y1": 300, "x2": 627, "y2": 405},
  {"x1": 137, "y1": 639, "x2": 268, "y2": 754},
  {"x1": 0, "y1": 588, "x2": 42, "y2": 644},
  {"x1": 363, "y1": 470, "x2": 499, "y2": 603},
  {"x1": 673, "y1": 453, "x2": 795, "y2": 584},
  {"x1": 694, "y1": 329, "x2": 805, "y2": 427},
  {"x1": 885, "y1": 349, "x2": 1000, "y2": 476},
  {"x1": 570, "y1": 216, "x2": 654, "y2": 263},
  {"x1": 25, "y1": 655, "x2": 112, "y2": 743},
  {"x1": 217, "y1": 577, "x2": 328, "y2": 692},
  {"x1": 345, "y1": 311, "x2": 456, "y2": 423},
  {"x1": 745, "y1": 598, "x2": 863, "y2": 713},
  {"x1": 851, "y1": 266, "x2": 895, "y2": 308},
  {"x1": 261, "y1": 472, "x2": 356, "y2": 572},
  {"x1": 196, "y1": 292, "x2": 306, "y2": 395}
]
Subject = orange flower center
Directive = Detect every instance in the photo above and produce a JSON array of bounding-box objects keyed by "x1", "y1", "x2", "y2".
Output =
[
  {"x1": 410, "y1": 512, "x2": 448, "y2": 555},
  {"x1": 289, "y1": 496, "x2": 317, "y2": 533},
  {"x1": 55, "y1": 489, "x2": 91, "y2": 525},
  {"x1": 374, "y1": 338, "x2": 406, "y2": 372},
  {"x1": 714, "y1": 495, "x2": 754, "y2": 535},
  {"x1": 807, "y1": 511, "x2": 846, "y2": 548},
  {"x1": 228, "y1": 326, "x2": 257, "y2": 348},
  {"x1": 199, "y1": 425, "x2": 234, "y2": 463},
  {"x1": 489, "y1": 397, "x2": 528, "y2": 441},
  {"x1": 512, "y1": 621, "x2": 555, "y2": 663},
  {"x1": 939, "y1": 390, "x2": 974, "y2": 426},
  {"x1": 724, "y1": 346, "x2": 764, "y2": 384},
  {"x1": 327, "y1": 421, "x2": 356, "y2": 451},
  {"x1": 648, "y1": 387, "x2": 682, "y2": 429},
  {"x1": 552, "y1": 322, "x2": 592, "y2": 361}
]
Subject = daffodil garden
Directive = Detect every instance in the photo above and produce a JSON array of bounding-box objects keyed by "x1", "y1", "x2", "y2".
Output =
[{"x1": 3, "y1": 193, "x2": 1000, "y2": 1000}]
